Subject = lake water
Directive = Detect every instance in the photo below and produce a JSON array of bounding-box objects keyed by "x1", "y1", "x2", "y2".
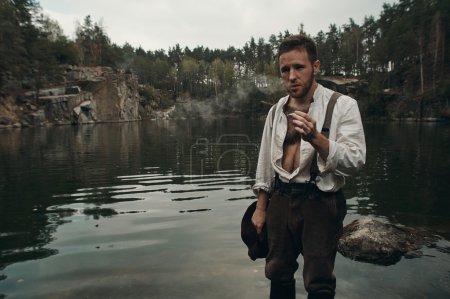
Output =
[{"x1": 1, "y1": 118, "x2": 450, "y2": 299}]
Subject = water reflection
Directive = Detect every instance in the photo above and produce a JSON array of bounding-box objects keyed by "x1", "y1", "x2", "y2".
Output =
[
  {"x1": 356, "y1": 123, "x2": 450, "y2": 238},
  {"x1": 0, "y1": 119, "x2": 260, "y2": 267},
  {"x1": 0, "y1": 119, "x2": 449, "y2": 298}
]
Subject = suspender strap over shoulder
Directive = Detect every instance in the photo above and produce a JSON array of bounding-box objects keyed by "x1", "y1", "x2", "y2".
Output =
[
  {"x1": 309, "y1": 91, "x2": 342, "y2": 183},
  {"x1": 321, "y1": 91, "x2": 341, "y2": 138}
]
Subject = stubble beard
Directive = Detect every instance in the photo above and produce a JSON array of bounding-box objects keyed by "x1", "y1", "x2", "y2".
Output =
[{"x1": 288, "y1": 71, "x2": 315, "y2": 101}]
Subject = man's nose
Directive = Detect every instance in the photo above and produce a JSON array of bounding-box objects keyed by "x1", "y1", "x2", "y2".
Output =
[{"x1": 289, "y1": 68, "x2": 296, "y2": 81}]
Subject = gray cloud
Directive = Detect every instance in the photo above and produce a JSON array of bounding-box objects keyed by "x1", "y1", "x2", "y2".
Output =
[{"x1": 40, "y1": 0, "x2": 397, "y2": 50}]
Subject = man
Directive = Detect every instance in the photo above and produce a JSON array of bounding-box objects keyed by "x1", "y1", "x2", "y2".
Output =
[{"x1": 251, "y1": 35, "x2": 366, "y2": 299}]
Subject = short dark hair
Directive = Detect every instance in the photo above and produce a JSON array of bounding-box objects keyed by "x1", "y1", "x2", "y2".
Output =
[{"x1": 278, "y1": 34, "x2": 318, "y2": 64}]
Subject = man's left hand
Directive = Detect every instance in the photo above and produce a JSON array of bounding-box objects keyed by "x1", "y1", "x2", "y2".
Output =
[
  {"x1": 289, "y1": 111, "x2": 330, "y2": 160},
  {"x1": 289, "y1": 111, "x2": 319, "y2": 143}
]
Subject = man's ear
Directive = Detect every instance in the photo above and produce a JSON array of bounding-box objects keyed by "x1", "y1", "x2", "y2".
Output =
[{"x1": 313, "y1": 60, "x2": 320, "y2": 76}]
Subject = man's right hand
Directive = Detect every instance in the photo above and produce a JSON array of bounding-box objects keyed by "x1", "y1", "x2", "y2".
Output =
[
  {"x1": 251, "y1": 208, "x2": 266, "y2": 235},
  {"x1": 252, "y1": 189, "x2": 269, "y2": 234}
]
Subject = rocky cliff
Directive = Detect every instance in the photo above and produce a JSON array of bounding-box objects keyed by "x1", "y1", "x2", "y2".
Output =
[{"x1": 0, "y1": 66, "x2": 146, "y2": 128}]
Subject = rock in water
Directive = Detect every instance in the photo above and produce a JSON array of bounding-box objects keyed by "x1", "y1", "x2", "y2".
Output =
[{"x1": 338, "y1": 217, "x2": 438, "y2": 266}]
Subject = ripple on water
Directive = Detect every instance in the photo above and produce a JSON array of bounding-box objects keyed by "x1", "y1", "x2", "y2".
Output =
[{"x1": 46, "y1": 169, "x2": 254, "y2": 230}]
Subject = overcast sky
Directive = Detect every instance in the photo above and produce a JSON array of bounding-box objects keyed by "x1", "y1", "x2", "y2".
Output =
[{"x1": 40, "y1": 0, "x2": 397, "y2": 51}]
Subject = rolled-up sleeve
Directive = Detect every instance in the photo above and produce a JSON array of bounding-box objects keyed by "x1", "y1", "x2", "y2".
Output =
[
  {"x1": 252, "y1": 106, "x2": 276, "y2": 196},
  {"x1": 318, "y1": 97, "x2": 366, "y2": 176}
]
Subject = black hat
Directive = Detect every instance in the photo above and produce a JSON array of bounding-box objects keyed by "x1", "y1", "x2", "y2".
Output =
[{"x1": 240, "y1": 201, "x2": 268, "y2": 261}]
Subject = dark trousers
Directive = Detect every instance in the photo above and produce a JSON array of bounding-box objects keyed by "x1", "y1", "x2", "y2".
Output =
[{"x1": 265, "y1": 188, "x2": 346, "y2": 297}]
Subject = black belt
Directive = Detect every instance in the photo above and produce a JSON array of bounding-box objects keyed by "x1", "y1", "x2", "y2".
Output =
[{"x1": 273, "y1": 174, "x2": 317, "y2": 194}]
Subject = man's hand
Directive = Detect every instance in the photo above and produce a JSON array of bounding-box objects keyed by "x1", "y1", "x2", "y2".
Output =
[
  {"x1": 251, "y1": 207, "x2": 266, "y2": 235},
  {"x1": 289, "y1": 111, "x2": 330, "y2": 160},
  {"x1": 289, "y1": 111, "x2": 319, "y2": 142}
]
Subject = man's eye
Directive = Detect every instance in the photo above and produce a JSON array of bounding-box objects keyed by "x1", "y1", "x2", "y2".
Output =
[{"x1": 281, "y1": 67, "x2": 289, "y2": 73}]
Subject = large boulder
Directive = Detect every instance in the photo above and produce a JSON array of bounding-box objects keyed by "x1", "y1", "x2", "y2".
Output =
[{"x1": 338, "y1": 217, "x2": 438, "y2": 265}]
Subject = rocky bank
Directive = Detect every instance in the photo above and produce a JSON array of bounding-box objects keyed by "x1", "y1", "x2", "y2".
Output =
[{"x1": 0, "y1": 66, "x2": 151, "y2": 128}]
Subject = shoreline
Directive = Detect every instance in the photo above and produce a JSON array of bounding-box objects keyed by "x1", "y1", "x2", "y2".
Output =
[{"x1": 1, "y1": 115, "x2": 449, "y2": 130}]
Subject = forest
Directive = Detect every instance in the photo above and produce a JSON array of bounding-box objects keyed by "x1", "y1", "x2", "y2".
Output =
[{"x1": 0, "y1": 0, "x2": 449, "y2": 118}]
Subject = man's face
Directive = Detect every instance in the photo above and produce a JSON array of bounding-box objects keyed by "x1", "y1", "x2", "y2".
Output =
[{"x1": 279, "y1": 49, "x2": 320, "y2": 101}]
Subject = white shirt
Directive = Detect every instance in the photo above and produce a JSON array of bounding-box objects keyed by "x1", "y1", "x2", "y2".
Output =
[{"x1": 253, "y1": 84, "x2": 366, "y2": 194}]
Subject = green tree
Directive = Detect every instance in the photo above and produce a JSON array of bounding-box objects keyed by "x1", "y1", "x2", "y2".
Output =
[
  {"x1": 362, "y1": 15, "x2": 378, "y2": 73},
  {"x1": 75, "y1": 15, "x2": 111, "y2": 66},
  {"x1": 320, "y1": 24, "x2": 342, "y2": 75},
  {"x1": 179, "y1": 57, "x2": 199, "y2": 94},
  {"x1": 0, "y1": 0, "x2": 40, "y2": 88},
  {"x1": 340, "y1": 18, "x2": 363, "y2": 75},
  {"x1": 210, "y1": 58, "x2": 235, "y2": 98},
  {"x1": 315, "y1": 30, "x2": 328, "y2": 75},
  {"x1": 168, "y1": 43, "x2": 183, "y2": 68}
]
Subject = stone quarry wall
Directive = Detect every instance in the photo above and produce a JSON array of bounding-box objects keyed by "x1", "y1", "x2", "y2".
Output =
[{"x1": 0, "y1": 66, "x2": 142, "y2": 128}]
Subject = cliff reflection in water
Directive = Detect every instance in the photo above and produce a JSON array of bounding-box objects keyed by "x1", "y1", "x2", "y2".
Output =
[{"x1": 0, "y1": 119, "x2": 449, "y2": 298}]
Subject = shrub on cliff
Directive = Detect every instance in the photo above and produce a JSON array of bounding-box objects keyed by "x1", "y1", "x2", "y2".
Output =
[{"x1": 139, "y1": 85, "x2": 174, "y2": 110}]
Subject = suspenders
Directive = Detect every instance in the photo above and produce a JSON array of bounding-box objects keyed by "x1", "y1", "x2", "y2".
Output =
[
  {"x1": 309, "y1": 91, "x2": 341, "y2": 183},
  {"x1": 270, "y1": 91, "x2": 342, "y2": 183}
]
